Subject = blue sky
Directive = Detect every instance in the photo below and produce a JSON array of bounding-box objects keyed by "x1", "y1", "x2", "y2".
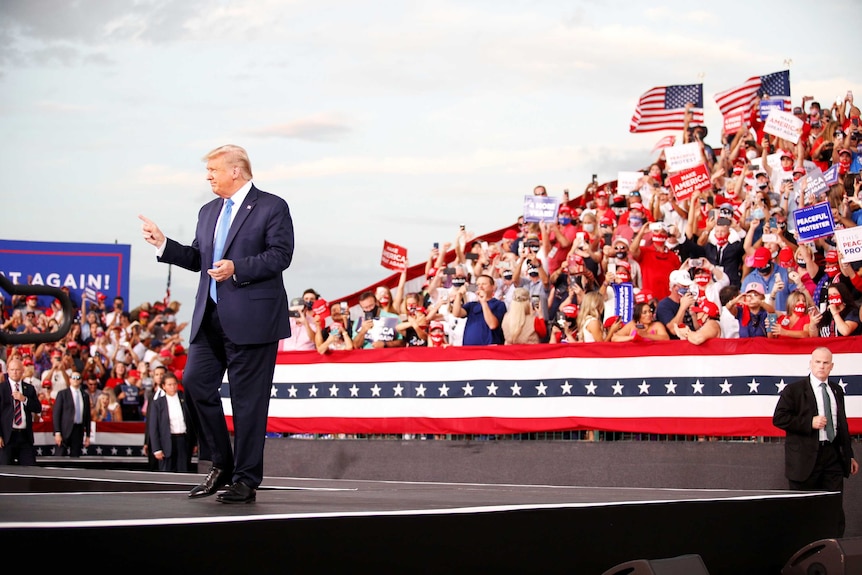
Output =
[{"x1": 1, "y1": 0, "x2": 859, "y2": 327}]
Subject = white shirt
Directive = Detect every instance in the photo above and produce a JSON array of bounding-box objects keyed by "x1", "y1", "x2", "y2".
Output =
[{"x1": 165, "y1": 393, "x2": 187, "y2": 435}]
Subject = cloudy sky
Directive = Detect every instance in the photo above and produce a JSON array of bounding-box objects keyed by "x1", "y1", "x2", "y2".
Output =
[{"x1": 2, "y1": 0, "x2": 859, "y2": 327}]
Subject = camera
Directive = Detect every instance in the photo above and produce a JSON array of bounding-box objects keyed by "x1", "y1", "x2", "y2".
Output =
[{"x1": 530, "y1": 295, "x2": 540, "y2": 309}]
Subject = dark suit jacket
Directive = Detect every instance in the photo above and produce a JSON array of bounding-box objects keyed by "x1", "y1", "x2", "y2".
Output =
[
  {"x1": 159, "y1": 184, "x2": 293, "y2": 345},
  {"x1": 149, "y1": 391, "x2": 196, "y2": 458},
  {"x1": 52, "y1": 387, "x2": 92, "y2": 440},
  {"x1": 0, "y1": 380, "x2": 42, "y2": 444},
  {"x1": 773, "y1": 376, "x2": 855, "y2": 482}
]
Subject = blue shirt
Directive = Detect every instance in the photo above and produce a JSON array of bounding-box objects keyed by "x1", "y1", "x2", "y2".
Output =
[
  {"x1": 461, "y1": 299, "x2": 506, "y2": 345},
  {"x1": 741, "y1": 265, "x2": 791, "y2": 312}
]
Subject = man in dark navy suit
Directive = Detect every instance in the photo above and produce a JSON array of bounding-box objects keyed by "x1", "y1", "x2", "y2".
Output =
[
  {"x1": 773, "y1": 346, "x2": 858, "y2": 536},
  {"x1": 0, "y1": 358, "x2": 43, "y2": 465},
  {"x1": 140, "y1": 144, "x2": 294, "y2": 503}
]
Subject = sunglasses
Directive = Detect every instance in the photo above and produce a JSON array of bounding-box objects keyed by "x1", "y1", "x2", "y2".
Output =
[{"x1": 71, "y1": 375, "x2": 82, "y2": 380}]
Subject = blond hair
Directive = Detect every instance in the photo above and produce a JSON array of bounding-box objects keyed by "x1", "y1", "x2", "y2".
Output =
[{"x1": 203, "y1": 144, "x2": 253, "y2": 180}]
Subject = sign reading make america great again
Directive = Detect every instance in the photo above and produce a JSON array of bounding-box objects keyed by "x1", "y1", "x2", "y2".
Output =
[{"x1": 0, "y1": 239, "x2": 131, "y2": 307}]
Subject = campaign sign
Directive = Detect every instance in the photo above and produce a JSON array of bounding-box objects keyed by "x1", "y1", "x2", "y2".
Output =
[
  {"x1": 823, "y1": 164, "x2": 840, "y2": 186},
  {"x1": 523, "y1": 195, "x2": 559, "y2": 223},
  {"x1": 835, "y1": 227, "x2": 862, "y2": 264},
  {"x1": 312, "y1": 298, "x2": 331, "y2": 323},
  {"x1": 764, "y1": 109, "x2": 803, "y2": 144},
  {"x1": 664, "y1": 142, "x2": 702, "y2": 173},
  {"x1": 668, "y1": 163, "x2": 711, "y2": 203},
  {"x1": 0, "y1": 239, "x2": 130, "y2": 308},
  {"x1": 723, "y1": 110, "x2": 745, "y2": 134},
  {"x1": 612, "y1": 282, "x2": 634, "y2": 324},
  {"x1": 801, "y1": 170, "x2": 829, "y2": 204},
  {"x1": 369, "y1": 316, "x2": 399, "y2": 342},
  {"x1": 793, "y1": 202, "x2": 835, "y2": 242},
  {"x1": 381, "y1": 240, "x2": 408, "y2": 271},
  {"x1": 616, "y1": 171, "x2": 644, "y2": 195},
  {"x1": 759, "y1": 98, "x2": 785, "y2": 121}
]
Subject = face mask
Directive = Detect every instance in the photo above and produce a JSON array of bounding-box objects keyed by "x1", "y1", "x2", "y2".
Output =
[
  {"x1": 694, "y1": 275, "x2": 710, "y2": 287},
  {"x1": 378, "y1": 294, "x2": 390, "y2": 305},
  {"x1": 629, "y1": 216, "x2": 644, "y2": 226},
  {"x1": 676, "y1": 287, "x2": 689, "y2": 297},
  {"x1": 614, "y1": 250, "x2": 627, "y2": 259},
  {"x1": 746, "y1": 150, "x2": 758, "y2": 160},
  {"x1": 757, "y1": 264, "x2": 772, "y2": 275},
  {"x1": 770, "y1": 250, "x2": 779, "y2": 259},
  {"x1": 652, "y1": 236, "x2": 666, "y2": 247},
  {"x1": 715, "y1": 236, "x2": 728, "y2": 247},
  {"x1": 666, "y1": 239, "x2": 679, "y2": 250},
  {"x1": 828, "y1": 295, "x2": 843, "y2": 306},
  {"x1": 793, "y1": 303, "x2": 807, "y2": 314},
  {"x1": 583, "y1": 223, "x2": 595, "y2": 233},
  {"x1": 796, "y1": 259, "x2": 806, "y2": 267},
  {"x1": 838, "y1": 157, "x2": 851, "y2": 175},
  {"x1": 451, "y1": 278, "x2": 466, "y2": 287},
  {"x1": 528, "y1": 270, "x2": 539, "y2": 278},
  {"x1": 825, "y1": 263, "x2": 839, "y2": 278},
  {"x1": 752, "y1": 208, "x2": 765, "y2": 220},
  {"x1": 558, "y1": 217, "x2": 571, "y2": 226},
  {"x1": 430, "y1": 333, "x2": 445, "y2": 345}
]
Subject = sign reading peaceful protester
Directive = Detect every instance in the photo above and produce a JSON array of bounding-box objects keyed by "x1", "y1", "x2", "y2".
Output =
[
  {"x1": 616, "y1": 171, "x2": 644, "y2": 195},
  {"x1": 663, "y1": 142, "x2": 702, "y2": 172},
  {"x1": 764, "y1": 109, "x2": 803, "y2": 144},
  {"x1": 381, "y1": 240, "x2": 408, "y2": 271},
  {"x1": 523, "y1": 195, "x2": 559, "y2": 223},
  {"x1": 835, "y1": 227, "x2": 862, "y2": 264},
  {"x1": 667, "y1": 163, "x2": 711, "y2": 203},
  {"x1": 793, "y1": 202, "x2": 835, "y2": 242}
]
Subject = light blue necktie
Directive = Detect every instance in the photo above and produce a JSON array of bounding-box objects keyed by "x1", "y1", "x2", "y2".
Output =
[
  {"x1": 209, "y1": 198, "x2": 234, "y2": 302},
  {"x1": 820, "y1": 382, "x2": 835, "y2": 442}
]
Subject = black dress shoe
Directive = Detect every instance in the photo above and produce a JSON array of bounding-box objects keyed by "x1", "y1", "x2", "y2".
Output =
[
  {"x1": 188, "y1": 466, "x2": 231, "y2": 499},
  {"x1": 216, "y1": 481, "x2": 256, "y2": 504}
]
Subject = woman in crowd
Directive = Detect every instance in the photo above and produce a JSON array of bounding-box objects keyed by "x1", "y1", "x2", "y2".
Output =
[
  {"x1": 770, "y1": 290, "x2": 814, "y2": 338},
  {"x1": 502, "y1": 287, "x2": 546, "y2": 344},
  {"x1": 809, "y1": 283, "x2": 861, "y2": 338},
  {"x1": 576, "y1": 291, "x2": 606, "y2": 343},
  {"x1": 611, "y1": 302, "x2": 670, "y2": 342},
  {"x1": 93, "y1": 387, "x2": 123, "y2": 422}
]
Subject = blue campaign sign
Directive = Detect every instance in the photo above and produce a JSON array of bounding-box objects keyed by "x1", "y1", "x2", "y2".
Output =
[
  {"x1": 612, "y1": 282, "x2": 634, "y2": 324},
  {"x1": 793, "y1": 202, "x2": 835, "y2": 243},
  {"x1": 759, "y1": 98, "x2": 785, "y2": 121},
  {"x1": 523, "y1": 195, "x2": 559, "y2": 223},
  {"x1": 0, "y1": 239, "x2": 131, "y2": 308}
]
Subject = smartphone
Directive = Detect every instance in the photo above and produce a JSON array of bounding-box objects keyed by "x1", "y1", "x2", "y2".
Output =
[
  {"x1": 762, "y1": 234, "x2": 778, "y2": 244},
  {"x1": 767, "y1": 313, "x2": 778, "y2": 328},
  {"x1": 443, "y1": 267, "x2": 457, "y2": 275},
  {"x1": 650, "y1": 222, "x2": 663, "y2": 232},
  {"x1": 591, "y1": 174, "x2": 598, "y2": 184},
  {"x1": 607, "y1": 262, "x2": 616, "y2": 275},
  {"x1": 530, "y1": 295, "x2": 540, "y2": 309},
  {"x1": 689, "y1": 258, "x2": 703, "y2": 268},
  {"x1": 459, "y1": 224, "x2": 466, "y2": 231},
  {"x1": 465, "y1": 253, "x2": 479, "y2": 261},
  {"x1": 340, "y1": 302, "x2": 348, "y2": 315},
  {"x1": 708, "y1": 209, "x2": 716, "y2": 220},
  {"x1": 433, "y1": 242, "x2": 439, "y2": 249},
  {"x1": 364, "y1": 310, "x2": 376, "y2": 321},
  {"x1": 288, "y1": 309, "x2": 301, "y2": 318}
]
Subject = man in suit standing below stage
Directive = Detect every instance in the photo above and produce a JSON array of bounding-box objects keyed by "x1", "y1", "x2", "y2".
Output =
[
  {"x1": 0, "y1": 358, "x2": 42, "y2": 465},
  {"x1": 773, "y1": 346, "x2": 859, "y2": 536},
  {"x1": 53, "y1": 370, "x2": 91, "y2": 457},
  {"x1": 149, "y1": 372, "x2": 196, "y2": 472},
  {"x1": 139, "y1": 144, "x2": 294, "y2": 504}
]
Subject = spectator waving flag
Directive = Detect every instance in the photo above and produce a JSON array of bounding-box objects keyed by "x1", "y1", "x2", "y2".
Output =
[
  {"x1": 714, "y1": 70, "x2": 791, "y2": 116},
  {"x1": 630, "y1": 84, "x2": 703, "y2": 133}
]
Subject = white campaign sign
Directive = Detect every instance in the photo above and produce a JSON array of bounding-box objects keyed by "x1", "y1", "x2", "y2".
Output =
[
  {"x1": 616, "y1": 171, "x2": 644, "y2": 194},
  {"x1": 664, "y1": 142, "x2": 702, "y2": 172},
  {"x1": 835, "y1": 227, "x2": 862, "y2": 264},
  {"x1": 763, "y1": 109, "x2": 803, "y2": 144}
]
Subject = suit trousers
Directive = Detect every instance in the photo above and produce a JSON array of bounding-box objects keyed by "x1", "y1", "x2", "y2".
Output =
[
  {"x1": 789, "y1": 441, "x2": 846, "y2": 536},
  {"x1": 0, "y1": 429, "x2": 37, "y2": 466},
  {"x1": 182, "y1": 298, "x2": 278, "y2": 488}
]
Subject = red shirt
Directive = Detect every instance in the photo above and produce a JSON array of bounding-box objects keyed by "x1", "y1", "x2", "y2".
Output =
[{"x1": 634, "y1": 246, "x2": 682, "y2": 301}]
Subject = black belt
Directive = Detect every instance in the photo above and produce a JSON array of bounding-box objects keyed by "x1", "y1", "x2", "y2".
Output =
[{"x1": 819, "y1": 440, "x2": 833, "y2": 446}]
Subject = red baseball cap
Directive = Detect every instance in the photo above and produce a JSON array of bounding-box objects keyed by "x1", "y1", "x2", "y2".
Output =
[
  {"x1": 691, "y1": 300, "x2": 720, "y2": 319},
  {"x1": 561, "y1": 304, "x2": 578, "y2": 318}
]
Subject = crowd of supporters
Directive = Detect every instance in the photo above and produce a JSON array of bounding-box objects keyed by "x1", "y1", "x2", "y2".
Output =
[{"x1": 2, "y1": 90, "x2": 862, "y2": 417}]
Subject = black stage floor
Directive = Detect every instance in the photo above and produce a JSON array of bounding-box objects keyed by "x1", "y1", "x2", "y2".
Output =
[{"x1": 0, "y1": 467, "x2": 841, "y2": 574}]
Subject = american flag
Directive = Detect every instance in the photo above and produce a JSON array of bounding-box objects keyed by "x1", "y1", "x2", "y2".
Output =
[
  {"x1": 714, "y1": 70, "x2": 791, "y2": 116},
  {"x1": 222, "y1": 338, "x2": 862, "y2": 437},
  {"x1": 629, "y1": 84, "x2": 704, "y2": 133},
  {"x1": 652, "y1": 135, "x2": 676, "y2": 153}
]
